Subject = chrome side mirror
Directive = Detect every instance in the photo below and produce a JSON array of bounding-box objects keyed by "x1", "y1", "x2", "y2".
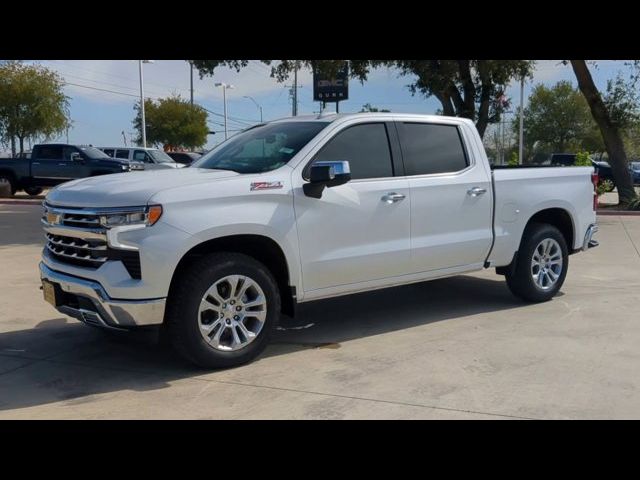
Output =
[{"x1": 303, "y1": 160, "x2": 351, "y2": 198}]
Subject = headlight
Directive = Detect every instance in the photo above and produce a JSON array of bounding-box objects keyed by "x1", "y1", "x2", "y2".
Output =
[
  {"x1": 121, "y1": 164, "x2": 130, "y2": 171},
  {"x1": 99, "y1": 205, "x2": 162, "y2": 228}
]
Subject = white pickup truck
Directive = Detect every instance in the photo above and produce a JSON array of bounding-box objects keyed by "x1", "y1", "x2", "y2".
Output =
[{"x1": 39, "y1": 113, "x2": 599, "y2": 368}]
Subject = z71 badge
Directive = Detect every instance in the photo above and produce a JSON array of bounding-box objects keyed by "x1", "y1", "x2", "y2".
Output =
[{"x1": 250, "y1": 181, "x2": 283, "y2": 191}]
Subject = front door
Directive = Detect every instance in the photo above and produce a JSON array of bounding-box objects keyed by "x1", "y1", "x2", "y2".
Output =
[{"x1": 294, "y1": 122, "x2": 411, "y2": 293}]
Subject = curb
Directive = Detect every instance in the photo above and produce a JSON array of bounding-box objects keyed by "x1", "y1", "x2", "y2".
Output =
[
  {"x1": 0, "y1": 200, "x2": 42, "y2": 206},
  {"x1": 597, "y1": 210, "x2": 640, "y2": 216}
]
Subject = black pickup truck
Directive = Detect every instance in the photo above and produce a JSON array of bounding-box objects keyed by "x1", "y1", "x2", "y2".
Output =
[{"x1": 0, "y1": 143, "x2": 139, "y2": 196}]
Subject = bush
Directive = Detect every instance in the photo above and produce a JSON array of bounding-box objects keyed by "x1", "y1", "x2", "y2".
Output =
[
  {"x1": 597, "y1": 179, "x2": 614, "y2": 196},
  {"x1": 627, "y1": 196, "x2": 640, "y2": 210},
  {"x1": 575, "y1": 150, "x2": 592, "y2": 166},
  {"x1": 508, "y1": 152, "x2": 519, "y2": 166}
]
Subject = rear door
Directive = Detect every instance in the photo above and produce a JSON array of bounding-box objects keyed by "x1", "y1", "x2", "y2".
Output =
[
  {"x1": 31, "y1": 145, "x2": 70, "y2": 184},
  {"x1": 396, "y1": 121, "x2": 493, "y2": 273}
]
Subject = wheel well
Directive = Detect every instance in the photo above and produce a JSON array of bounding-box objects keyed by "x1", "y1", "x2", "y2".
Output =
[
  {"x1": 0, "y1": 169, "x2": 16, "y2": 183},
  {"x1": 169, "y1": 234, "x2": 294, "y2": 316},
  {"x1": 526, "y1": 208, "x2": 574, "y2": 251}
]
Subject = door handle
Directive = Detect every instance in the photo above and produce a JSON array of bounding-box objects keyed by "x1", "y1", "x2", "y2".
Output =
[
  {"x1": 58, "y1": 163, "x2": 67, "y2": 166},
  {"x1": 381, "y1": 192, "x2": 406, "y2": 204},
  {"x1": 467, "y1": 187, "x2": 487, "y2": 197},
  {"x1": 32, "y1": 162, "x2": 40, "y2": 165}
]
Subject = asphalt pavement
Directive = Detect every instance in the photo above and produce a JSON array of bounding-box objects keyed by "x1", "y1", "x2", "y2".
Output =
[{"x1": 1, "y1": 203, "x2": 639, "y2": 419}]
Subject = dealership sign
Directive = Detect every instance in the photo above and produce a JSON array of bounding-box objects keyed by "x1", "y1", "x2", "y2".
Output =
[{"x1": 313, "y1": 64, "x2": 349, "y2": 102}]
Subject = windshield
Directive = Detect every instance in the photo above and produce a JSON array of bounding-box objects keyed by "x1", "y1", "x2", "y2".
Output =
[
  {"x1": 80, "y1": 146, "x2": 111, "y2": 159},
  {"x1": 149, "y1": 150, "x2": 176, "y2": 163},
  {"x1": 193, "y1": 121, "x2": 329, "y2": 173}
]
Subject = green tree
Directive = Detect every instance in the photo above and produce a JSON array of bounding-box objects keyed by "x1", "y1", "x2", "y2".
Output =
[
  {"x1": 360, "y1": 103, "x2": 390, "y2": 112},
  {"x1": 570, "y1": 60, "x2": 637, "y2": 205},
  {"x1": 133, "y1": 95, "x2": 209, "y2": 149},
  {"x1": 517, "y1": 81, "x2": 596, "y2": 153},
  {"x1": 191, "y1": 60, "x2": 535, "y2": 138},
  {"x1": 0, "y1": 62, "x2": 70, "y2": 156}
]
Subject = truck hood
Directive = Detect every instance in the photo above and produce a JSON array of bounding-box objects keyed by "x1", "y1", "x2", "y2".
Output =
[{"x1": 46, "y1": 168, "x2": 240, "y2": 208}]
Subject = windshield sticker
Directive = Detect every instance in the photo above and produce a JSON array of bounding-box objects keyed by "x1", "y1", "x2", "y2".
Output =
[
  {"x1": 279, "y1": 147, "x2": 294, "y2": 154},
  {"x1": 250, "y1": 181, "x2": 283, "y2": 191}
]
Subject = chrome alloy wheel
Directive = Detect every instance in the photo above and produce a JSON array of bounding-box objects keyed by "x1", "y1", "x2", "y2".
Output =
[
  {"x1": 531, "y1": 238, "x2": 563, "y2": 290},
  {"x1": 198, "y1": 275, "x2": 267, "y2": 351}
]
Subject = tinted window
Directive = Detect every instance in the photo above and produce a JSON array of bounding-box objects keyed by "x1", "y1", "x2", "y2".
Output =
[
  {"x1": 38, "y1": 145, "x2": 63, "y2": 160},
  {"x1": 398, "y1": 123, "x2": 468, "y2": 175},
  {"x1": 116, "y1": 150, "x2": 130, "y2": 159},
  {"x1": 78, "y1": 146, "x2": 111, "y2": 159},
  {"x1": 134, "y1": 150, "x2": 151, "y2": 162},
  {"x1": 194, "y1": 121, "x2": 328, "y2": 174},
  {"x1": 102, "y1": 149, "x2": 115, "y2": 157},
  {"x1": 312, "y1": 123, "x2": 393, "y2": 180}
]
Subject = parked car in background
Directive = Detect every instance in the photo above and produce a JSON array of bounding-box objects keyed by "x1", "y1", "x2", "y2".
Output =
[
  {"x1": 98, "y1": 147, "x2": 185, "y2": 170},
  {"x1": 548, "y1": 153, "x2": 621, "y2": 191},
  {"x1": 629, "y1": 161, "x2": 640, "y2": 185},
  {"x1": 166, "y1": 151, "x2": 201, "y2": 165},
  {"x1": 40, "y1": 113, "x2": 598, "y2": 368},
  {"x1": 0, "y1": 143, "x2": 140, "y2": 196}
]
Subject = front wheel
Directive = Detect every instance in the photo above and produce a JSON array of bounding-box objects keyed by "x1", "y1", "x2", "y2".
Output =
[
  {"x1": 165, "y1": 252, "x2": 281, "y2": 368},
  {"x1": 24, "y1": 186, "x2": 43, "y2": 196},
  {"x1": 505, "y1": 223, "x2": 569, "y2": 302}
]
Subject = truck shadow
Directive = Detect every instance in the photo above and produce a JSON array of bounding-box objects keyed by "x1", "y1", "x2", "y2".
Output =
[{"x1": 0, "y1": 274, "x2": 525, "y2": 413}]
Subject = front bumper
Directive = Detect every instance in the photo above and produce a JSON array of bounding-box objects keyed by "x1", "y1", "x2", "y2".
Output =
[
  {"x1": 582, "y1": 223, "x2": 599, "y2": 251},
  {"x1": 39, "y1": 262, "x2": 165, "y2": 329}
]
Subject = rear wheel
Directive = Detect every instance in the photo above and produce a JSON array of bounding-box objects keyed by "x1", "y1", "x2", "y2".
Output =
[
  {"x1": 165, "y1": 252, "x2": 280, "y2": 368},
  {"x1": 0, "y1": 175, "x2": 16, "y2": 197},
  {"x1": 505, "y1": 223, "x2": 569, "y2": 302}
]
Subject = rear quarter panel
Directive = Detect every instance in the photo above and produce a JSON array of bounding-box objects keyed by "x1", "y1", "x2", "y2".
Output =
[{"x1": 489, "y1": 166, "x2": 596, "y2": 266}]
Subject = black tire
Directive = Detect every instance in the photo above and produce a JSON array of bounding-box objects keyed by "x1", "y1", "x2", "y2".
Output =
[
  {"x1": 505, "y1": 223, "x2": 569, "y2": 303},
  {"x1": 0, "y1": 175, "x2": 16, "y2": 197},
  {"x1": 24, "y1": 186, "x2": 43, "y2": 196},
  {"x1": 165, "y1": 252, "x2": 281, "y2": 369}
]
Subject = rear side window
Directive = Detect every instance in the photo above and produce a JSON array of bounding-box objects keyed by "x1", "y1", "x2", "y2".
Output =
[
  {"x1": 38, "y1": 145, "x2": 63, "y2": 160},
  {"x1": 116, "y1": 150, "x2": 130, "y2": 159},
  {"x1": 398, "y1": 123, "x2": 468, "y2": 176},
  {"x1": 312, "y1": 123, "x2": 393, "y2": 180},
  {"x1": 102, "y1": 149, "x2": 115, "y2": 157}
]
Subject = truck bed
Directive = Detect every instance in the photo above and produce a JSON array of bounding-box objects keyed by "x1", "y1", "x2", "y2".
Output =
[{"x1": 487, "y1": 166, "x2": 596, "y2": 267}]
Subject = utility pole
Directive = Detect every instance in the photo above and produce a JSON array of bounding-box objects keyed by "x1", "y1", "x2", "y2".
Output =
[
  {"x1": 190, "y1": 62, "x2": 194, "y2": 106},
  {"x1": 292, "y1": 66, "x2": 298, "y2": 116},
  {"x1": 215, "y1": 82, "x2": 234, "y2": 140},
  {"x1": 66, "y1": 127, "x2": 69, "y2": 144},
  {"x1": 519, "y1": 75, "x2": 525, "y2": 165}
]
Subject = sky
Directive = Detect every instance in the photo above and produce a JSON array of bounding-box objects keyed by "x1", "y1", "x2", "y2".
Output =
[{"x1": 2, "y1": 60, "x2": 635, "y2": 153}]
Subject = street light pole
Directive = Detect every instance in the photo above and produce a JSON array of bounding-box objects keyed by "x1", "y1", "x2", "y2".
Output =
[
  {"x1": 138, "y1": 60, "x2": 154, "y2": 148},
  {"x1": 215, "y1": 82, "x2": 235, "y2": 140},
  {"x1": 243, "y1": 95, "x2": 263, "y2": 123},
  {"x1": 519, "y1": 75, "x2": 525, "y2": 165}
]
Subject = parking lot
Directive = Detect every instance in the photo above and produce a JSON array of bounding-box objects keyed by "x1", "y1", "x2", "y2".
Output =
[{"x1": 1, "y1": 202, "x2": 639, "y2": 419}]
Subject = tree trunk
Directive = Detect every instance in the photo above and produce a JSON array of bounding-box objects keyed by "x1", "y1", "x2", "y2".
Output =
[
  {"x1": 475, "y1": 61, "x2": 492, "y2": 139},
  {"x1": 570, "y1": 60, "x2": 637, "y2": 205},
  {"x1": 18, "y1": 136, "x2": 24, "y2": 156},
  {"x1": 10, "y1": 136, "x2": 16, "y2": 158}
]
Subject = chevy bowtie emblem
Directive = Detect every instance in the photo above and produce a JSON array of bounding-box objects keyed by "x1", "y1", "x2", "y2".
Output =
[
  {"x1": 46, "y1": 211, "x2": 61, "y2": 225},
  {"x1": 250, "y1": 181, "x2": 283, "y2": 191}
]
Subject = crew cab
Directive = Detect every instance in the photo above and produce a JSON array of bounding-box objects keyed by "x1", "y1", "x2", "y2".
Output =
[
  {"x1": 39, "y1": 113, "x2": 599, "y2": 368},
  {"x1": 0, "y1": 143, "x2": 141, "y2": 196}
]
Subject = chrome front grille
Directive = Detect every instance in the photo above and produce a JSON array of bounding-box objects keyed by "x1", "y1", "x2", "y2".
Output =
[
  {"x1": 60, "y1": 213, "x2": 101, "y2": 228},
  {"x1": 42, "y1": 204, "x2": 142, "y2": 278},
  {"x1": 45, "y1": 233, "x2": 108, "y2": 267}
]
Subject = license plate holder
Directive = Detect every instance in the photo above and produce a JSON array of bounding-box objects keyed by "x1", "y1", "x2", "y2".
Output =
[{"x1": 42, "y1": 280, "x2": 59, "y2": 307}]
